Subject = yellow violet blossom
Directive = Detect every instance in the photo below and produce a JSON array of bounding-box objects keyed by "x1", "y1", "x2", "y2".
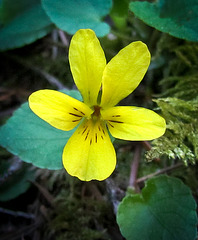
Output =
[{"x1": 29, "y1": 29, "x2": 166, "y2": 181}]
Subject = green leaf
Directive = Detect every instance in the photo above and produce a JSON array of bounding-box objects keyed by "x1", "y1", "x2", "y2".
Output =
[
  {"x1": 41, "y1": 0, "x2": 112, "y2": 37},
  {"x1": 0, "y1": 90, "x2": 82, "y2": 170},
  {"x1": 0, "y1": 0, "x2": 38, "y2": 24},
  {"x1": 0, "y1": 160, "x2": 35, "y2": 201},
  {"x1": 0, "y1": 0, "x2": 53, "y2": 51},
  {"x1": 129, "y1": 0, "x2": 198, "y2": 42},
  {"x1": 117, "y1": 175, "x2": 197, "y2": 240}
]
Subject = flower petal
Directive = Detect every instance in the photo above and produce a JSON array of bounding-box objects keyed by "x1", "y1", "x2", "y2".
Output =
[
  {"x1": 29, "y1": 89, "x2": 93, "y2": 131},
  {"x1": 69, "y1": 29, "x2": 106, "y2": 106},
  {"x1": 100, "y1": 41, "x2": 151, "y2": 108},
  {"x1": 101, "y1": 106, "x2": 166, "y2": 140},
  {"x1": 63, "y1": 119, "x2": 116, "y2": 181}
]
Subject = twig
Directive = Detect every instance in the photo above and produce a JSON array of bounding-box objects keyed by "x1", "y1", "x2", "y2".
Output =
[
  {"x1": 4, "y1": 54, "x2": 67, "y2": 90},
  {"x1": 58, "y1": 30, "x2": 69, "y2": 47},
  {"x1": 30, "y1": 181, "x2": 54, "y2": 207},
  {"x1": 46, "y1": 39, "x2": 68, "y2": 49},
  {"x1": 0, "y1": 157, "x2": 23, "y2": 183},
  {"x1": 141, "y1": 141, "x2": 160, "y2": 162},
  {"x1": 32, "y1": 66, "x2": 66, "y2": 90},
  {"x1": 148, "y1": 29, "x2": 161, "y2": 52},
  {"x1": 105, "y1": 178, "x2": 125, "y2": 214},
  {"x1": 128, "y1": 144, "x2": 141, "y2": 192},
  {"x1": 52, "y1": 30, "x2": 58, "y2": 60},
  {"x1": 0, "y1": 207, "x2": 35, "y2": 220},
  {"x1": 136, "y1": 162, "x2": 184, "y2": 184},
  {"x1": 141, "y1": 141, "x2": 152, "y2": 151}
]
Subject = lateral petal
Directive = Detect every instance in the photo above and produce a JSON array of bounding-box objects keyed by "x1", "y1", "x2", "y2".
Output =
[
  {"x1": 100, "y1": 41, "x2": 151, "y2": 108},
  {"x1": 29, "y1": 89, "x2": 93, "y2": 131},
  {"x1": 101, "y1": 106, "x2": 166, "y2": 141},
  {"x1": 69, "y1": 29, "x2": 106, "y2": 106},
  {"x1": 63, "y1": 120, "x2": 116, "y2": 181}
]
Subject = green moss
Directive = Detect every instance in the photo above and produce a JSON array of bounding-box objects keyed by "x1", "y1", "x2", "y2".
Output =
[
  {"x1": 45, "y1": 179, "x2": 113, "y2": 240},
  {"x1": 147, "y1": 41, "x2": 198, "y2": 164}
]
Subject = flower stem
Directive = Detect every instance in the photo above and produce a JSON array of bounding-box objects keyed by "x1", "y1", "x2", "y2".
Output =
[
  {"x1": 136, "y1": 162, "x2": 183, "y2": 184},
  {"x1": 128, "y1": 144, "x2": 142, "y2": 193}
]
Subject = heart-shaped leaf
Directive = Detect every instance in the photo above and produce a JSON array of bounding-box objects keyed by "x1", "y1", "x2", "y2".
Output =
[
  {"x1": 129, "y1": 0, "x2": 198, "y2": 42},
  {"x1": 0, "y1": 90, "x2": 82, "y2": 170},
  {"x1": 41, "y1": 0, "x2": 112, "y2": 37},
  {"x1": 117, "y1": 175, "x2": 197, "y2": 240}
]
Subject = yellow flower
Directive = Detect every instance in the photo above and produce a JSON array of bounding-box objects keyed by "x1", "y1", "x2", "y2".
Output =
[{"x1": 29, "y1": 29, "x2": 166, "y2": 181}]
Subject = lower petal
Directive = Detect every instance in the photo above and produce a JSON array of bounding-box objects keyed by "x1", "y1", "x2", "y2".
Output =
[
  {"x1": 101, "y1": 106, "x2": 166, "y2": 141},
  {"x1": 63, "y1": 119, "x2": 116, "y2": 181}
]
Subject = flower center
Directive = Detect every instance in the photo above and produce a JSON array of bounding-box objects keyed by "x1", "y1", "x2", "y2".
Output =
[{"x1": 91, "y1": 105, "x2": 101, "y2": 122}]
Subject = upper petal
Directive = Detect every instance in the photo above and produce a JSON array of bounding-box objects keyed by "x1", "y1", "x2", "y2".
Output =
[
  {"x1": 100, "y1": 41, "x2": 151, "y2": 108},
  {"x1": 63, "y1": 119, "x2": 116, "y2": 181},
  {"x1": 29, "y1": 89, "x2": 93, "y2": 131},
  {"x1": 69, "y1": 29, "x2": 106, "y2": 106},
  {"x1": 101, "y1": 106, "x2": 166, "y2": 141}
]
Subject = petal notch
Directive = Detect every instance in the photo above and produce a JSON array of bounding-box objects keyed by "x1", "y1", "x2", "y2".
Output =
[{"x1": 63, "y1": 119, "x2": 116, "y2": 181}]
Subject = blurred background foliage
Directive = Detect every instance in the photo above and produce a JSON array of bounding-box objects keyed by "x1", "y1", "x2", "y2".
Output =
[{"x1": 0, "y1": 0, "x2": 198, "y2": 239}]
